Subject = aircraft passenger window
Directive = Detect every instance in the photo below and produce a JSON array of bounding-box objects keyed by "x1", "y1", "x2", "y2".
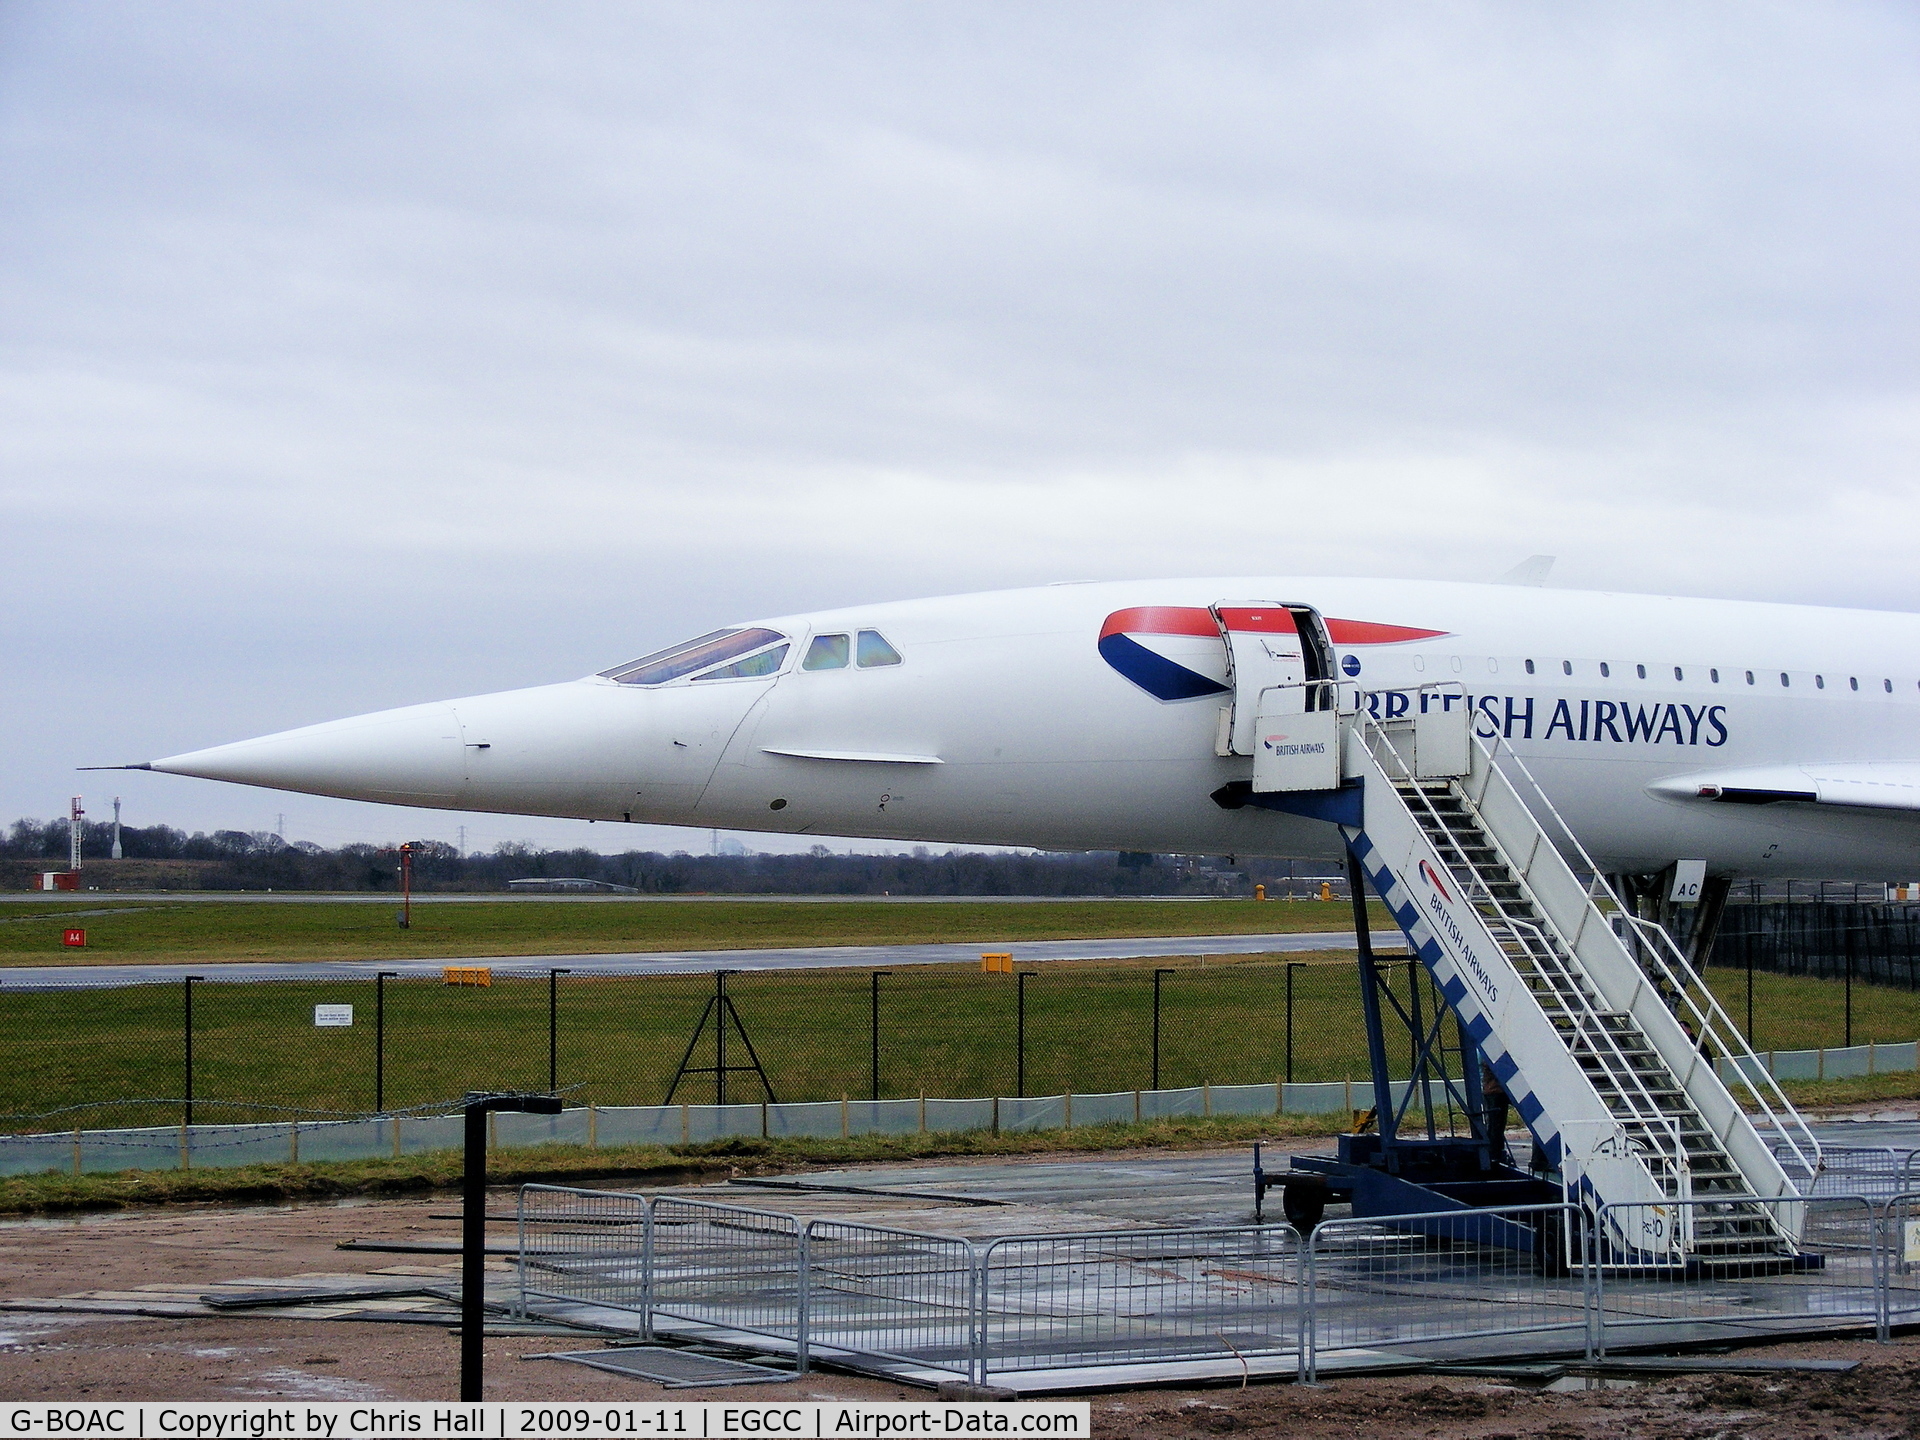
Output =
[
  {"x1": 1746, "y1": 671, "x2": 1755, "y2": 684},
  {"x1": 1816, "y1": 675, "x2": 1826, "y2": 689},
  {"x1": 1524, "y1": 659, "x2": 1535, "y2": 674},
  {"x1": 1600, "y1": 662, "x2": 1611, "y2": 677},
  {"x1": 692, "y1": 643, "x2": 790, "y2": 681},
  {"x1": 1635, "y1": 664, "x2": 1646, "y2": 679},
  {"x1": 857, "y1": 630, "x2": 903, "y2": 667},
  {"x1": 600, "y1": 628, "x2": 786, "y2": 686},
  {"x1": 1674, "y1": 667, "x2": 1684, "y2": 681},
  {"x1": 1562, "y1": 661, "x2": 1572, "y2": 676},
  {"x1": 1886, "y1": 680, "x2": 1894, "y2": 693},
  {"x1": 1780, "y1": 673, "x2": 1790, "y2": 687},
  {"x1": 1850, "y1": 677, "x2": 1859, "y2": 691},
  {"x1": 1710, "y1": 669, "x2": 1720, "y2": 683},
  {"x1": 803, "y1": 634, "x2": 850, "y2": 671}
]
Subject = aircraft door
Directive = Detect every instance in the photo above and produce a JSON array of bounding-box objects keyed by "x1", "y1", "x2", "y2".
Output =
[{"x1": 1211, "y1": 603, "x2": 1337, "y2": 757}]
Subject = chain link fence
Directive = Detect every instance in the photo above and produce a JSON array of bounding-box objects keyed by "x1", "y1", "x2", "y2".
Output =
[{"x1": 2, "y1": 956, "x2": 1410, "y2": 1130}]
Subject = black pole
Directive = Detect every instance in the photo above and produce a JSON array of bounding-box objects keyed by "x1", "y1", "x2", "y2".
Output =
[
  {"x1": 375, "y1": 971, "x2": 396, "y2": 1113},
  {"x1": 461, "y1": 1099, "x2": 487, "y2": 1398},
  {"x1": 548, "y1": 968, "x2": 570, "y2": 1094},
  {"x1": 1745, "y1": 943, "x2": 1754, "y2": 1046},
  {"x1": 1017, "y1": 971, "x2": 1036, "y2": 1098},
  {"x1": 1845, "y1": 941, "x2": 1854, "y2": 1049},
  {"x1": 869, "y1": 971, "x2": 890, "y2": 1102},
  {"x1": 1286, "y1": 962, "x2": 1304, "y2": 1085},
  {"x1": 1152, "y1": 968, "x2": 1173, "y2": 1091},
  {"x1": 183, "y1": 976, "x2": 200, "y2": 1128},
  {"x1": 714, "y1": 975, "x2": 725, "y2": 1113},
  {"x1": 462, "y1": 1091, "x2": 561, "y2": 1402}
]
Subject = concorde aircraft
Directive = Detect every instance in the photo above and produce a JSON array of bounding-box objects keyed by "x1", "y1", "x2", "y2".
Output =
[{"x1": 135, "y1": 577, "x2": 1920, "y2": 882}]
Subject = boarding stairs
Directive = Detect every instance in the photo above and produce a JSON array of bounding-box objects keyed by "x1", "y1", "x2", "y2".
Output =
[{"x1": 1242, "y1": 677, "x2": 1821, "y2": 1266}]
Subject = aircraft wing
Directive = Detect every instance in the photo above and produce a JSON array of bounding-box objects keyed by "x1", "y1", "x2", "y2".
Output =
[{"x1": 1646, "y1": 762, "x2": 1920, "y2": 815}]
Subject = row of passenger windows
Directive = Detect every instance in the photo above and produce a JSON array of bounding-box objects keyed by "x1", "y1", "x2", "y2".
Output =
[
  {"x1": 1514, "y1": 657, "x2": 1903, "y2": 692},
  {"x1": 600, "y1": 627, "x2": 901, "y2": 686}
]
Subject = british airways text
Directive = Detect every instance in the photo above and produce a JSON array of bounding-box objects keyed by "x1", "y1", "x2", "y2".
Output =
[{"x1": 1363, "y1": 690, "x2": 1730, "y2": 748}]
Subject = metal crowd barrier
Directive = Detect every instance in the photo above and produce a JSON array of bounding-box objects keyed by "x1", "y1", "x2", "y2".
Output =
[
  {"x1": 802, "y1": 1219, "x2": 979, "y2": 1383},
  {"x1": 1304, "y1": 1203, "x2": 1592, "y2": 1381},
  {"x1": 979, "y1": 1224, "x2": 1305, "y2": 1382},
  {"x1": 648, "y1": 1196, "x2": 810, "y2": 1368},
  {"x1": 1881, "y1": 1191, "x2": 1920, "y2": 1331},
  {"x1": 515, "y1": 1183, "x2": 649, "y2": 1322},
  {"x1": 516, "y1": 1185, "x2": 1920, "y2": 1386},
  {"x1": 1774, "y1": 1143, "x2": 1920, "y2": 1200},
  {"x1": 1594, "y1": 1196, "x2": 1884, "y2": 1353}
]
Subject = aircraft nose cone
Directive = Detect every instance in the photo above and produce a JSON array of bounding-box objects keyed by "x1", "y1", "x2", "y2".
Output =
[{"x1": 151, "y1": 701, "x2": 468, "y2": 805}]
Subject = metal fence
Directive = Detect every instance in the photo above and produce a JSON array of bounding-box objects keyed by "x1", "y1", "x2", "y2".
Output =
[
  {"x1": 9, "y1": 959, "x2": 1919, "y2": 1138},
  {"x1": 1593, "y1": 1197, "x2": 1884, "y2": 1353},
  {"x1": 1774, "y1": 1144, "x2": 1920, "y2": 1200},
  {"x1": 1884, "y1": 1192, "x2": 1920, "y2": 1331},
  {"x1": 980, "y1": 1225, "x2": 1305, "y2": 1382},
  {"x1": 1, "y1": 959, "x2": 1410, "y2": 1131},
  {"x1": 649, "y1": 1196, "x2": 809, "y2": 1363},
  {"x1": 513, "y1": 1185, "x2": 1920, "y2": 1387},
  {"x1": 1304, "y1": 1203, "x2": 1591, "y2": 1380},
  {"x1": 802, "y1": 1220, "x2": 979, "y2": 1382},
  {"x1": 1713, "y1": 902, "x2": 1920, "y2": 991},
  {"x1": 516, "y1": 1184, "x2": 649, "y2": 1322}
]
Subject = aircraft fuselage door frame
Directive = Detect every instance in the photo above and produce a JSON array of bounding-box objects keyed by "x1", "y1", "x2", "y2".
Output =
[{"x1": 1212, "y1": 602, "x2": 1337, "y2": 757}]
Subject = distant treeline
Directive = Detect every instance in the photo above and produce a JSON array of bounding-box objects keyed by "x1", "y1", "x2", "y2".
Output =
[{"x1": 3, "y1": 816, "x2": 1339, "y2": 895}]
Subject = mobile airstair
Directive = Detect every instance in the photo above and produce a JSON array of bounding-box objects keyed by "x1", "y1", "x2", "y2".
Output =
[{"x1": 1217, "y1": 605, "x2": 1821, "y2": 1269}]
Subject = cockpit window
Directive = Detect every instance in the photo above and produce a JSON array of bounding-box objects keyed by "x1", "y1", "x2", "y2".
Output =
[
  {"x1": 693, "y1": 643, "x2": 789, "y2": 681},
  {"x1": 803, "y1": 634, "x2": 850, "y2": 671},
  {"x1": 857, "y1": 629, "x2": 903, "y2": 668},
  {"x1": 599, "y1": 627, "x2": 786, "y2": 686}
]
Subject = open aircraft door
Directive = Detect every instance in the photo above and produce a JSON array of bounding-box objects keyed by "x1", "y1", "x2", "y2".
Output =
[{"x1": 1212, "y1": 603, "x2": 1348, "y2": 792}]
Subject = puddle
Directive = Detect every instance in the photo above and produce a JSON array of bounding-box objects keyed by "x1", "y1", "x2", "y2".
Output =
[
  {"x1": 1541, "y1": 1375, "x2": 1644, "y2": 1393},
  {"x1": 230, "y1": 1367, "x2": 388, "y2": 1401},
  {"x1": 0, "y1": 1313, "x2": 139, "y2": 1346}
]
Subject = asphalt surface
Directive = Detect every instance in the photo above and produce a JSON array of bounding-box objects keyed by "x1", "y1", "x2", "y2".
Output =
[
  {"x1": 0, "y1": 929, "x2": 1400, "y2": 990},
  {"x1": 737, "y1": 1114, "x2": 1920, "y2": 1226}
]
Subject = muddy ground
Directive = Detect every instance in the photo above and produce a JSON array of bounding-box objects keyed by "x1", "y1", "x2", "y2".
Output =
[{"x1": 2, "y1": 1152, "x2": 1918, "y2": 1436}]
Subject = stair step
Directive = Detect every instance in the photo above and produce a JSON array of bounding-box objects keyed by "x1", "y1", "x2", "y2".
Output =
[{"x1": 1382, "y1": 736, "x2": 1797, "y2": 1256}]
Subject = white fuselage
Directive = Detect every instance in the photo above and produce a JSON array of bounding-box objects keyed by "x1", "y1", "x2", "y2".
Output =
[{"x1": 150, "y1": 578, "x2": 1920, "y2": 878}]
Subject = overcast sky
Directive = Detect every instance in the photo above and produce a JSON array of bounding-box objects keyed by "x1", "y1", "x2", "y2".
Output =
[{"x1": 2, "y1": 2, "x2": 1916, "y2": 857}]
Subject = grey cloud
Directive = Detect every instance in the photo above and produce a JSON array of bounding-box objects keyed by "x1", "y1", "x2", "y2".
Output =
[{"x1": 2, "y1": 1, "x2": 1916, "y2": 844}]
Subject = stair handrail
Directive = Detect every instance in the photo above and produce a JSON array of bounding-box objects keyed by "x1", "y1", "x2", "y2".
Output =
[
  {"x1": 1464, "y1": 725, "x2": 1822, "y2": 1180},
  {"x1": 1491, "y1": 912, "x2": 1692, "y2": 1166},
  {"x1": 1361, "y1": 714, "x2": 1696, "y2": 1181},
  {"x1": 1358, "y1": 714, "x2": 1805, "y2": 1251}
]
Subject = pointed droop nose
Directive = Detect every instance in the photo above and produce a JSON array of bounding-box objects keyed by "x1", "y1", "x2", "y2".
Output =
[{"x1": 150, "y1": 701, "x2": 469, "y2": 806}]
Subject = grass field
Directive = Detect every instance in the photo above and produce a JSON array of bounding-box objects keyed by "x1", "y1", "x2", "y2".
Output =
[
  {"x1": 6, "y1": 950, "x2": 1919, "y2": 1132},
  {"x1": 0, "y1": 896, "x2": 1379, "y2": 966}
]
